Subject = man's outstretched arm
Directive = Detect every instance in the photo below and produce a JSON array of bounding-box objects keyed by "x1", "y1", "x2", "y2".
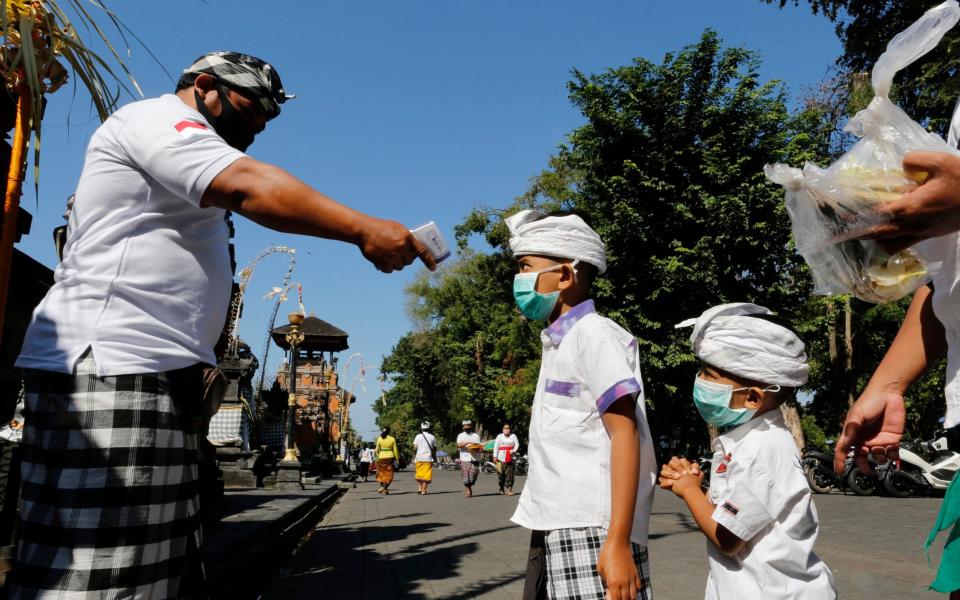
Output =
[{"x1": 203, "y1": 157, "x2": 436, "y2": 273}]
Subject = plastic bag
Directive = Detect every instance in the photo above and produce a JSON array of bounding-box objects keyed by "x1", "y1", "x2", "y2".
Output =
[{"x1": 765, "y1": 0, "x2": 960, "y2": 303}]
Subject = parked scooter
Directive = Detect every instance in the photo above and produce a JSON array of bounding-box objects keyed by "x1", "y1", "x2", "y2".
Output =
[
  {"x1": 884, "y1": 431, "x2": 960, "y2": 497},
  {"x1": 514, "y1": 455, "x2": 529, "y2": 476},
  {"x1": 802, "y1": 440, "x2": 879, "y2": 496}
]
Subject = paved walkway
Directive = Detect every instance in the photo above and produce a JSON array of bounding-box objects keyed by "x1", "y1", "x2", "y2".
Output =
[{"x1": 266, "y1": 468, "x2": 948, "y2": 599}]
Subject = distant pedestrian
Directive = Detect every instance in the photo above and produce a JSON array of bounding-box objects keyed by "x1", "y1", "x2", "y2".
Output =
[
  {"x1": 359, "y1": 444, "x2": 375, "y2": 482},
  {"x1": 375, "y1": 427, "x2": 399, "y2": 495},
  {"x1": 412, "y1": 421, "x2": 438, "y2": 495},
  {"x1": 457, "y1": 420, "x2": 482, "y2": 497},
  {"x1": 494, "y1": 423, "x2": 521, "y2": 496}
]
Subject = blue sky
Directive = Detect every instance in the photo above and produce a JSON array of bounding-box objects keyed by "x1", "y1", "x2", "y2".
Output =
[{"x1": 15, "y1": 0, "x2": 841, "y2": 441}]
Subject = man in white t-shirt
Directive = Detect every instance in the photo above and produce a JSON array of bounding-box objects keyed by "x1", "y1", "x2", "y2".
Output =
[
  {"x1": 412, "y1": 421, "x2": 438, "y2": 495},
  {"x1": 10, "y1": 51, "x2": 436, "y2": 599},
  {"x1": 456, "y1": 419, "x2": 482, "y2": 497}
]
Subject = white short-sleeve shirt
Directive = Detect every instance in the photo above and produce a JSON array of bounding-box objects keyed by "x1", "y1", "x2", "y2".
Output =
[
  {"x1": 457, "y1": 431, "x2": 481, "y2": 462},
  {"x1": 705, "y1": 410, "x2": 837, "y2": 600},
  {"x1": 16, "y1": 95, "x2": 245, "y2": 376},
  {"x1": 510, "y1": 300, "x2": 657, "y2": 546},
  {"x1": 922, "y1": 233, "x2": 960, "y2": 427},
  {"x1": 412, "y1": 431, "x2": 437, "y2": 463}
]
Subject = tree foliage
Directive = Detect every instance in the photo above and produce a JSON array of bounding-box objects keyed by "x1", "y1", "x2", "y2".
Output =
[
  {"x1": 762, "y1": 0, "x2": 953, "y2": 441},
  {"x1": 380, "y1": 31, "x2": 833, "y2": 450},
  {"x1": 764, "y1": 0, "x2": 960, "y2": 135},
  {"x1": 377, "y1": 23, "x2": 952, "y2": 454}
]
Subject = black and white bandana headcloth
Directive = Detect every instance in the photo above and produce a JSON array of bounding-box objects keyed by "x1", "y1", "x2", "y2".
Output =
[{"x1": 180, "y1": 51, "x2": 294, "y2": 119}]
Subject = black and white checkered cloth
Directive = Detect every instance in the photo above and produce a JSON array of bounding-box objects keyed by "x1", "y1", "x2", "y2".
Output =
[
  {"x1": 259, "y1": 420, "x2": 285, "y2": 454},
  {"x1": 208, "y1": 404, "x2": 245, "y2": 446},
  {"x1": 181, "y1": 51, "x2": 293, "y2": 118},
  {"x1": 545, "y1": 527, "x2": 653, "y2": 600},
  {"x1": 10, "y1": 351, "x2": 206, "y2": 598}
]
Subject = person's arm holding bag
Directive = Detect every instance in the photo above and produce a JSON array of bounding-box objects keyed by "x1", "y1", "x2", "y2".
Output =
[{"x1": 835, "y1": 284, "x2": 947, "y2": 473}]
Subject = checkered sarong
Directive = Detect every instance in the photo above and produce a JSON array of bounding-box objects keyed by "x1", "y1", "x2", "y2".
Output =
[
  {"x1": 10, "y1": 351, "x2": 206, "y2": 598},
  {"x1": 208, "y1": 404, "x2": 244, "y2": 445},
  {"x1": 258, "y1": 420, "x2": 285, "y2": 454},
  {"x1": 461, "y1": 460, "x2": 479, "y2": 486},
  {"x1": 545, "y1": 527, "x2": 652, "y2": 600}
]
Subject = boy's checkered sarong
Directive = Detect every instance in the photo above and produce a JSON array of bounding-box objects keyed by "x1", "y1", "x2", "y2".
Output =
[
  {"x1": 10, "y1": 352, "x2": 206, "y2": 599},
  {"x1": 545, "y1": 527, "x2": 652, "y2": 600}
]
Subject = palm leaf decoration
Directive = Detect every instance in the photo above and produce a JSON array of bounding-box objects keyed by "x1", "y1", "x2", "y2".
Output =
[{"x1": 0, "y1": 0, "x2": 141, "y2": 342}]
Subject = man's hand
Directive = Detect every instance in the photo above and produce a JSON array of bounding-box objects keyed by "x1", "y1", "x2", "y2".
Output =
[
  {"x1": 357, "y1": 217, "x2": 437, "y2": 273},
  {"x1": 597, "y1": 541, "x2": 642, "y2": 600},
  {"x1": 853, "y1": 151, "x2": 960, "y2": 252},
  {"x1": 835, "y1": 387, "x2": 906, "y2": 474}
]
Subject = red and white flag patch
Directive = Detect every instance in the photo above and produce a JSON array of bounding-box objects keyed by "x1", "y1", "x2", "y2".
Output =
[{"x1": 174, "y1": 120, "x2": 208, "y2": 134}]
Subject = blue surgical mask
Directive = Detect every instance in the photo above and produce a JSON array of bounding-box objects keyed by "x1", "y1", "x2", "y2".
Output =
[
  {"x1": 513, "y1": 262, "x2": 576, "y2": 321},
  {"x1": 692, "y1": 376, "x2": 778, "y2": 429}
]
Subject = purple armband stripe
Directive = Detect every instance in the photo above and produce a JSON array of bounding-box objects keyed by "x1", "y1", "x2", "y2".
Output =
[
  {"x1": 545, "y1": 379, "x2": 581, "y2": 397},
  {"x1": 596, "y1": 378, "x2": 642, "y2": 413}
]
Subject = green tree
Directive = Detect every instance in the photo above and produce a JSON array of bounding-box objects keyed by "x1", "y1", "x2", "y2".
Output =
[
  {"x1": 458, "y1": 31, "x2": 832, "y2": 449},
  {"x1": 763, "y1": 0, "x2": 954, "y2": 441},
  {"x1": 378, "y1": 249, "x2": 541, "y2": 444},
  {"x1": 764, "y1": 0, "x2": 960, "y2": 135}
]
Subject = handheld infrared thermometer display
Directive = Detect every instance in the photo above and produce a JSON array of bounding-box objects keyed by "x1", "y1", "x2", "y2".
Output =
[{"x1": 410, "y1": 221, "x2": 451, "y2": 263}]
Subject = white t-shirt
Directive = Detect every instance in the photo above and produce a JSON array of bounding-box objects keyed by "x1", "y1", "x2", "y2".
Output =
[
  {"x1": 705, "y1": 410, "x2": 836, "y2": 600},
  {"x1": 16, "y1": 95, "x2": 245, "y2": 376},
  {"x1": 511, "y1": 300, "x2": 657, "y2": 546},
  {"x1": 457, "y1": 431, "x2": 481, "y2": 462},
  {"x1": 494, "y1": 433, "x2": 520, "y2": 463},
  {"x1": 359, "y1": 448, "x2": 374, "y2": 463},
  {"x1": 924, "y1": 233, "x2": 960, "y2": 427},
  {"x1": 412, "y1": 431, "x2": 437, "y2": 463}
]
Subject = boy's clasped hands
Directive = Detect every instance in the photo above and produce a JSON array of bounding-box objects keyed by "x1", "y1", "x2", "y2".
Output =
[{"x1": 658, "y1": 456, "x2": 704, "y2": 497}]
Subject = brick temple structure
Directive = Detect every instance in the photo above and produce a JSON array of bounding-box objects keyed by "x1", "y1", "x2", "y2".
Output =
[{"x1": 271, "y1": 316, "x2": 354, "y2": 467}]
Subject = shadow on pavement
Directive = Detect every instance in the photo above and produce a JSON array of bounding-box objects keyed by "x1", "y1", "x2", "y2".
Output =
[
  {"x1": 270, "y1": 518, "x2": 524, "y2": 599},
  {"x1": 437, "y1": 571, "x2": 526, "y2": 600}
]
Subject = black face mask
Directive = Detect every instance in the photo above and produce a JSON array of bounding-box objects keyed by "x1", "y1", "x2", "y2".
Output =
[{"x1": 195, "y1": 84, "x2": 255, "y2": 151}]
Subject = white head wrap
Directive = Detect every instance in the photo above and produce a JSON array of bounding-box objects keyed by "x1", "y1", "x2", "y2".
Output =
[
  {"x1": 505, "y1": 210, "x2": 607, "y2": 274},
  {"x1": 675, "y1": 302, "x2": 809, "y2": 388}
]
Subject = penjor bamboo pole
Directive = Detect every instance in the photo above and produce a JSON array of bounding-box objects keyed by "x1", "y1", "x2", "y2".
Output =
[{"x1": 0, "y1": 90, "x2": 31, "y2": 344}]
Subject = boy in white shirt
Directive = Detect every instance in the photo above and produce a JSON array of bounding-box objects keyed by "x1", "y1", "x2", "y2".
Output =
[
  {"x1": 506, "y1": 210, "x2": 657, "y2": 600},
  {"x1": 660, "y1": 303, "x2": 837, "y2": 599}
]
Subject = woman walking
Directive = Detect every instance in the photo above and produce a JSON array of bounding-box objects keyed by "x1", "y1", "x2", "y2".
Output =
[
  {"x1": 375, "y1": 427, "x2": 399, "y2": 494},
  {"x1": 358, "y1": 444, "x2": 374, "y2": 482}
]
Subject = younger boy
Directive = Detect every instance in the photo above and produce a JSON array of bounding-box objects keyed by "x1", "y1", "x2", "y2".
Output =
[
  {"x1": 506, "y1": 210, "x2": 657, "y2": 600},
  {"x1": 661, "y1": 303, "x2": 837, "y2": 599}
]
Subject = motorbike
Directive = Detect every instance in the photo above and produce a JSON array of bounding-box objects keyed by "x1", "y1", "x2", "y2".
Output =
[
  {"x1": 883, "y1": 432, "x2": 960, "y2": 498},
  {"x1": 801, "y1": 440, "x2": 879, "y2": 496},
  {"x1": 514, "y1": 455, "x2": 528, "y2": 476}
]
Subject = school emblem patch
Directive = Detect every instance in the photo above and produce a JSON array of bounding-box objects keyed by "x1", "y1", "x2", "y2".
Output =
[
  {"x1": 722, "y1": 501, "x2": 740, "y2": 516},
  {"x1": 716, "y1": 452, "x2": 732, "y2": 474}
]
